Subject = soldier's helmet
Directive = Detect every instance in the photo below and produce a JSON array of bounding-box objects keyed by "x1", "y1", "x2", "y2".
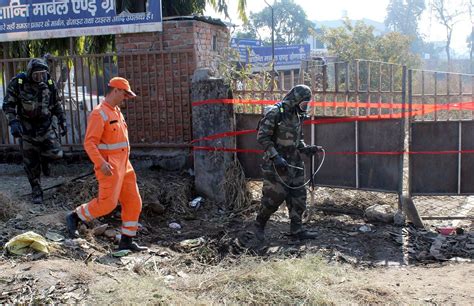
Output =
[
  {"x1": 26, "y1": 58, "x2": 49, "y2": 83},
  {"x1": 282, "y1": 84, "x2": 312, "y2": 112}
]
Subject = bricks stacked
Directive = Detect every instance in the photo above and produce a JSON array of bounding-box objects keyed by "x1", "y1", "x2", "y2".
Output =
[{"x1": 115, "y1": 20, "x2": 230, "y2": 145}]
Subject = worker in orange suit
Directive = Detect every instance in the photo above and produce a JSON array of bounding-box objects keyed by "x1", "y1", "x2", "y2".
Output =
[{"x1": 66, "y1": 77, "x2": 147, "y2": 252}]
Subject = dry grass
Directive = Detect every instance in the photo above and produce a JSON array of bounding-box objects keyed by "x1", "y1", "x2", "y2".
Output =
[
  {"x1": 0, "y1": 192, "x2": 15, "y2": 221},
  {"x1": 54, "y1": 170, "x2": 193, "y2": 216},
  {"x1": 88, "y1": 254, "x2": 363, "y2": 304},
  {"x1": 222, "y1": 159, "x2": 252, "y2": 211},
  {"x1": 55, "y1": 176, "x2": 98, "y2": 208}
]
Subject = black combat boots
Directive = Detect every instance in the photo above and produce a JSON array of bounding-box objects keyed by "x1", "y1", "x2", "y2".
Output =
[
  {"x1": 66, "y1": 211, "x2": 80, "y2": 238},
  {"x1": 253, "y1": 215, "x2": 269, "y2": 241},
  {"x1": 41, "y1": 161, "x2": 51, "y2": 177},
  {"x1": 31, "y1": 185, "x2": 43, "y2": 205},
  {"x1": 118, "y1": 235, "x2": 148, "y2": 252},
  {"x1": 290, "y1": 230, "x2": 318, "y2": 240},
  {"x1": 290, "y1": 220, "x2": 318, "y2": 240}
]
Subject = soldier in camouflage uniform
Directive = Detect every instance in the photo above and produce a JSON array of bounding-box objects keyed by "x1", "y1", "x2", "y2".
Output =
[
  {"x1": 255, "y1": 84, "x2": 322, "y2": 241},
  {"x1": 2, "y1": 58, "x2": 67, "y2": 205}
]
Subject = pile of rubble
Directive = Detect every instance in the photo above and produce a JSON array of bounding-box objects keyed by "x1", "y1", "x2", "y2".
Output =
[{"x1": 394, "y1": 226, "x2": 474, "y2": 262}]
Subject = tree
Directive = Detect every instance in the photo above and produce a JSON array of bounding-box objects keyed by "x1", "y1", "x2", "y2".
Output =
[
  {"x1": 163, "y1": 0, "x2": 247, "y2": 22},
  {"x1": 319, "y1": 19, "x2": 421, "y2": 66},
  {"x1": 384, "y1": 0, "x2": 425, "y2": 53},
  {"x1": 236, "y1": 0, "x2": 315, "y2": 45},
  {"x1": 431, "y1": 0, "x2": 463, "y2": 70}
]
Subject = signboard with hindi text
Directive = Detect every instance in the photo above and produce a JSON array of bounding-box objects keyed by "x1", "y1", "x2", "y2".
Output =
[
  {"x1": 231, "y1": 42, "x2": 310, "y2": 71},
  {"x1": 0, "y1": 0, "x2": 162, "y2": 42},
  {"x1": 247, "y1": 44, "x2": 310, "y2": 70}
]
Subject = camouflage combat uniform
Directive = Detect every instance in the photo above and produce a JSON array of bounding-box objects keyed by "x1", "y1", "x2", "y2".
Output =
[
  {"x1": 255, "y1": 84, "x2": 319, "y2": 239},
  {"x1": 2, "y1": 58, "x2": 66, "y2": 204}
]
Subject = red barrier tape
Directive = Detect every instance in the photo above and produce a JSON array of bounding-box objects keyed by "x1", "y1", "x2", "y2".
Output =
[
  {"x1": 192, "y1": 146, "x2": 474, "y2": 156},
  {"x1": 191, "y1": 98, "x2": 474, "y2": 156},
  {"x1": 192, "y1": 98, "x2": 474, "y2": 112},
  {"x1": 193, "y1": 146, "x2": 264, "y2": 154},
  {"x1": 191, "y1": 116, "x2": 403, "y2": 144},
  {"x1": 190, "y1": 129, "x2": 256, "y2": 144}
]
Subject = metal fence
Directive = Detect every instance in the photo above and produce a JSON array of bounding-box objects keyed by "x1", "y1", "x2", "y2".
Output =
[
  {"x1": 409, "y1": 69, "x2": 474, "y2": 195},
  {"x1": 235, "y1": 60, "x2": 407, "y2": 194},
  {"x1": 235, "y1": 59, "x2": 474, "y2": 223},
  {"x1": 0, "y1": 50, "x2": 193, "y2": 148}
]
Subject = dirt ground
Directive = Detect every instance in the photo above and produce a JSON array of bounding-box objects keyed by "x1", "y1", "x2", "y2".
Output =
[{"x1": 0, "y1": 161, "x2": 472, "y2": 304}]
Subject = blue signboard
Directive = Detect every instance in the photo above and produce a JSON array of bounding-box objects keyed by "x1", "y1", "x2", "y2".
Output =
[
  {"x1": 0, "y1": 0, "x2": 162, "y2": 42},
  {"x1": 230, "y1": 38, "x2": 264, "y2": 62},
  {"x1": 230, "y1": 38, "x2": 263, "y2": 48},
  {"x1": 235, "y1": 44, "x2": 310, "y2": 70}
]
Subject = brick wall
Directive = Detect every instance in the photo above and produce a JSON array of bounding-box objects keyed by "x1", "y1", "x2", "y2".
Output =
[{"x1": 115, "y1": 19, "x2": 230, "y2": 144}]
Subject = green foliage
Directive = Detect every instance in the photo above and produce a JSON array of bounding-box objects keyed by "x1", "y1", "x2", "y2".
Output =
[
  {"x1": 162, "y1": 0, "x2": 206, "y2": 16},
  {"x1": 162, "y1": 0, "x2": 247, "y2": 22},
  {"x1": 319, "y1": 19, "x2": 421, "y2": 68},
  {"x1": 385, "y1": 0, "x2": 425, "y2": 35},
  {"x1": 385, "y1": 0, "x2": 425, "y2": 53},
  {"x1": 216, "y1": 47, "x2": 277, "y2": 113},
  {"x1": 236, "y1": 0, "x2": 314, "y2": 45},
  {"x1": 6, "y1": 35, "x2": 116, "y2": 58}
]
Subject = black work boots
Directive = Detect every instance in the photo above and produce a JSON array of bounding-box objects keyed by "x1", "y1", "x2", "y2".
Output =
[
  {"x1": 66, "y1": 211, "x2": 80, "y2": 238},
  {"x1": 290, "y1": 230, "x2": 318, "y2": 240},
  {"x1": 31, "y1": 185, "x2": 43, "y2": 205},
  {"x1": 253, "y1": 220, "x2": 266, "y2": 241},
  {"x1": 118, "y1": 235, "x2": 148, "y2": 252},
  {"x1": 65, "y1": 212, "x2": 147, "y2": 253}
]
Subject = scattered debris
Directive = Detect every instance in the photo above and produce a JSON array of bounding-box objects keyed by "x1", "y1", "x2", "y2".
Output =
[
  {"x1": 112, "y1": 249, "x2": 132, "y2": 257},
  {"x1": 92, "y1": 224, "x2": 108, "y2": 236},
  {"x1": 169, "y1": 222, "x2": 182, "y2": 230},
  {"x1": 176, "y1": 237, "x2": 206, "y2": 251},
  {"x1": 5, "y1": 231, "x2": 50, "y2": 255},
  {"x1": 403, "y1": 226, "x2": 474, "y2": 262},
  {"x1": 189, "y1": 196, "x2": 204, "y2": 209},
  {"x1": 436, "y1": 226, "x2": 455, "y2": 236},
  {"x1": 359, "y1": 225, "x2": 372, "y2": 233},
  {"x1": 45, "y1": 231, "x2": 65, "y2": 242},
  {"x1": 103, "y1": 229, "x2": 118, "y2": 239},
  {"x1": 365, "y1": 204, "x2": 395, "y2": 224},
  {"x1": 393, "y1": 210, "x2": 406, "y2": 226}
]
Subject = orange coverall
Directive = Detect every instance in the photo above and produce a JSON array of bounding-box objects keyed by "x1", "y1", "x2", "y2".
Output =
[{"x1": 75, "y1": 101, "x2": 142, "y2": 237}]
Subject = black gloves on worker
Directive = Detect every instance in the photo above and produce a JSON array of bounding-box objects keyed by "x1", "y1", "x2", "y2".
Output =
[
  {"x1": 9, "y1": 119, "x2": 22, "y2": 138},
  {"x1": 300, "y1": 145, "x2": 323, "y2": 156},
  {"x1": 272, "y1": 154, "x2": 289, "y2": 171}
]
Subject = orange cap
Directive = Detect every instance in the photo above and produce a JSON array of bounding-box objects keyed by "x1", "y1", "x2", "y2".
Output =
[{"x1": 108, "y1": 77, "x2": 136, "y2": 97}]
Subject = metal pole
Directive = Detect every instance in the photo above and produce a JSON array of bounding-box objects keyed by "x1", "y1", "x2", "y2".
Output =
[{"x1": 264, "y1": 0, "x2": 275, "y2": 91}]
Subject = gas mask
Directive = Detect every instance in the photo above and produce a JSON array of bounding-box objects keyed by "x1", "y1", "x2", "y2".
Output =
[
  {"x1": 297, "y1": 99, "x2": 311, "y2": 114},
  {"x1": 31, "y1": 70, "x2": 48, "y2": 83}
]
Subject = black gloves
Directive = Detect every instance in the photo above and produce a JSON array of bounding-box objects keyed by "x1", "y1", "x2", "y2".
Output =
[
  {"x1": 9, "y1": 119, "x2": 22, "y2": 138},
  {"x1": 272, "y1": 155, "x2": 289, "y2": 171},
  {"x1": 59, "y1": 121, "x2": 67, "y2": 137},
  {"x1": 300, "y1": 145, "x2": 323, "y2": 156}
]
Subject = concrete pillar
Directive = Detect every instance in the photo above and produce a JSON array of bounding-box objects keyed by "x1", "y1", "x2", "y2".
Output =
[{"x1": 191, "y1": 69, "x2": 234, "y2": 205}]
